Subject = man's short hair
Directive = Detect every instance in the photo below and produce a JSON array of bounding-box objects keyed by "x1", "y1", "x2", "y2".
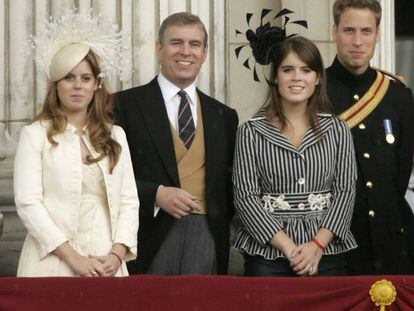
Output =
[
  {"x1": 333, "y1": 0, "x2": 382, "y2": 27},
  {"x1": 158, "y1": 12, "x2": 208, "y2": 47}
]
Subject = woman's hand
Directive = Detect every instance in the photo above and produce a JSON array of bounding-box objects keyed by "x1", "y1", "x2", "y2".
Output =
[
  {"x1": 90, "y1": 244, "x2": 127, "y2": 276},
  {"x1": 66, "y1": 254, "x2": 106, "y2": 277},
  {"x1": 53, "y1": 242, "x2": 105, "y2": 277},
  {"x1": 269, "y1": 230, "x2": 297, "y2": 263},
  {"x1": 90, "y1": 253, "x2": 121, "y2": 277},
  {"x1": 282, "y1": 243, "x2": 298, "y2": 264},
  {"x1": 290, "y1": 242, "x2": 323, "y2": 276},
  {"x1": 291, "y1": 229, "x2": 333, "y2": 276}
]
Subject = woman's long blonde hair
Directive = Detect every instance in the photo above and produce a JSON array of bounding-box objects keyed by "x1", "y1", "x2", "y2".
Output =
[{"x1": 35, "y1": 51, "x2": 121, "y2": 173}]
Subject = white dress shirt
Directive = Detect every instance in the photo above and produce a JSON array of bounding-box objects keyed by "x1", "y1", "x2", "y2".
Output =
[{"x1": 157, "y1": 73, "x2": 198, "y2": 131}]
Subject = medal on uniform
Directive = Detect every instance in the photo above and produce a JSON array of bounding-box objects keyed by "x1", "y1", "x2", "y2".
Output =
[{"x1": 383, "y1": 119, "x2": 395, "y2": 144}]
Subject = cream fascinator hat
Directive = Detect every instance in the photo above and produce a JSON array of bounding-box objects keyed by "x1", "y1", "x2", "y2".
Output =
[{"x1": 30, "y1": 9, "x2": 130, "y2": 82}]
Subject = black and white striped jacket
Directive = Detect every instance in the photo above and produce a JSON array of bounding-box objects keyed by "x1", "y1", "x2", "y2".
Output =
[{"x1": 233, "y1": 111, "x2": 358, "y2": 259}]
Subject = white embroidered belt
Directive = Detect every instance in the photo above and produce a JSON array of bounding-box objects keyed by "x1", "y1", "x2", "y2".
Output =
[{"x1": 261, "y1": 191, "x2": 331, "y2": 213}]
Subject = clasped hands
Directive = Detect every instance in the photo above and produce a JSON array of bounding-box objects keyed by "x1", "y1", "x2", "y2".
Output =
[
  {"x1": 88, "y1": 253, "x2": 122, "y2": 277},
  {"x1": 67, "y1": 252, "x2": 122, "y2": 277},
  {"x1": 54, "y1": 242, "x2": 123, "y2": 277},
  {"x1": 286, "y1": 242, "x2": 323, "y2": 276}
]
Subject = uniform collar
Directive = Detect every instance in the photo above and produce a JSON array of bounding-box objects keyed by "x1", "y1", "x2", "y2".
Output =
[{"x1": 330, "y1": 57, "x2": 376, "y2": 88}]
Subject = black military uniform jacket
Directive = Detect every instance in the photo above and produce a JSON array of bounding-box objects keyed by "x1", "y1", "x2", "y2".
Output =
[{"x1": 326, "y1": 57, "x2": 414, "y2": 275}]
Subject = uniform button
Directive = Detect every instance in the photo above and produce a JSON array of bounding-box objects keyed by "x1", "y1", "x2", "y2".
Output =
[
  {"x1": 363, "y1": 153, "x2": 370, "y2": 159},
  {"x1": 298, "y1": 177, "x2": 305, "y2": 185},
  {"x1": 358, "y1": 123, "x2": 366, "y2": 130},
  {"x1": 353, "y1": 94, "x2": 360, "y2": 101},
  {"x1": 298, "y1": 203, "x2": 305, "y2": 209},
  {"x1": 368, "y1": 210, "x2": 375, "y2": 218},
  {"x1": 401, "y1": 228, "x2": 404, "y2": 233},
  {"x1": 366, "y1": 181, "x2": 373, "y2": 188}
]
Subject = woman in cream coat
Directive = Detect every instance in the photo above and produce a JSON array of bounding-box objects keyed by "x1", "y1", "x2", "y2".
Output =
[{"x1": 14, "y1": 12, "x2": 139, "y2": 277}]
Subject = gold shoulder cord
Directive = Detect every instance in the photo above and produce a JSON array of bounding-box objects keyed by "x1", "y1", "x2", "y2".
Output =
[{"x1": 339, "y1": 71, "x2": 390, "y2": 129}]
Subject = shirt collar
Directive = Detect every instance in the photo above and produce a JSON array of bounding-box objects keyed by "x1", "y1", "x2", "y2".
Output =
[{"x1": 157, "y1": 73, "x2": 197, "y2": 106}]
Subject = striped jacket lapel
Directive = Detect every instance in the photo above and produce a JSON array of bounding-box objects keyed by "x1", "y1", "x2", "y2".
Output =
[
  {"x1": 250, "y1": 117, "x2": 298, "y2": 153},
  {"x1": 299, "y1": 116, "x2": 334, "y2": 152},
  {"x1": 250, "y1": 112, "x2": 334, "y2": 154}
]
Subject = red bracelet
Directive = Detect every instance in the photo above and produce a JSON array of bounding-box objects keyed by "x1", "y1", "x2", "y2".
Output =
[
  {"x1": 110, "y1": 252, "x2": 122, "y2": 264},
  {"x1": 311, "y1": 238, "x2": 325, "y2": 251}
]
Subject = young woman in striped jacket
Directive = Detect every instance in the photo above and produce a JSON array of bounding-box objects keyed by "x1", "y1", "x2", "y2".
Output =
[{"x1": 233, "y1": 36, "x2": 357, "y2": 276}]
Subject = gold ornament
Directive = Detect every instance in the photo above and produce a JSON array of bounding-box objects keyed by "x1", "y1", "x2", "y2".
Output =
[{"x1": 369, "y1": 279, "x2": 397, "y2": 311}]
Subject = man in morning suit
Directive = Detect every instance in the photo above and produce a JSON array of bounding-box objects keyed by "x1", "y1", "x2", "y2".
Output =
[
  {"x1": 326, "y1": 0, "x2": 414, "y2": 274},
  {"x1": 115, "y1": 12, "x2": 238, "y2": 275}
]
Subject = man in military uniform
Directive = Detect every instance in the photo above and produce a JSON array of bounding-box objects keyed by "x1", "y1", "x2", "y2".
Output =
[{"x1": 326, "y1": 0, "x2": 414, "y2": 274}]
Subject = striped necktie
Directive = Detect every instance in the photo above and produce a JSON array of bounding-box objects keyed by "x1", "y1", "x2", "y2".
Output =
[{"x1": 177, "y1": 90, "x2": 195, "y2": 149}]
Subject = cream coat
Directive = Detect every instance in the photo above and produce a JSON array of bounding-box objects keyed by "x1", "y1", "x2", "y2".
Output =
[{"x1": 14, "y1": 121, "x2": 139, "y2": 262}]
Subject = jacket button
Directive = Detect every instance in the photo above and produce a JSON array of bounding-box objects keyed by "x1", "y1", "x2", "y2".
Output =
[
  {"x1": 298, "y1": 177, "x2": 305, "y2": 185},
  {"x1": 358, "y1": 123, "x2": 366, "y2": 130},
  {"x1": 366, "y1": 181, "x2": 373, "y2": 188},
  {"x1": 401, "y1": 228, "x2": 404, "y2": 233},
  {"x1": 353, "y1": 94, "x2": 360, "y2": 101},
  {"x1": 368, "y1": 210, "x2": 375, "y2": 217},
  {"x1": 363, "y1": 153, "x2": 370, "y2": 159}
]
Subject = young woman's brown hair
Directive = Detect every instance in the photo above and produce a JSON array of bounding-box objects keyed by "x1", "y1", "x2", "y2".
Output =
[{"x1": 265, "y1": 36, "x2": 332, "y2": 135}]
